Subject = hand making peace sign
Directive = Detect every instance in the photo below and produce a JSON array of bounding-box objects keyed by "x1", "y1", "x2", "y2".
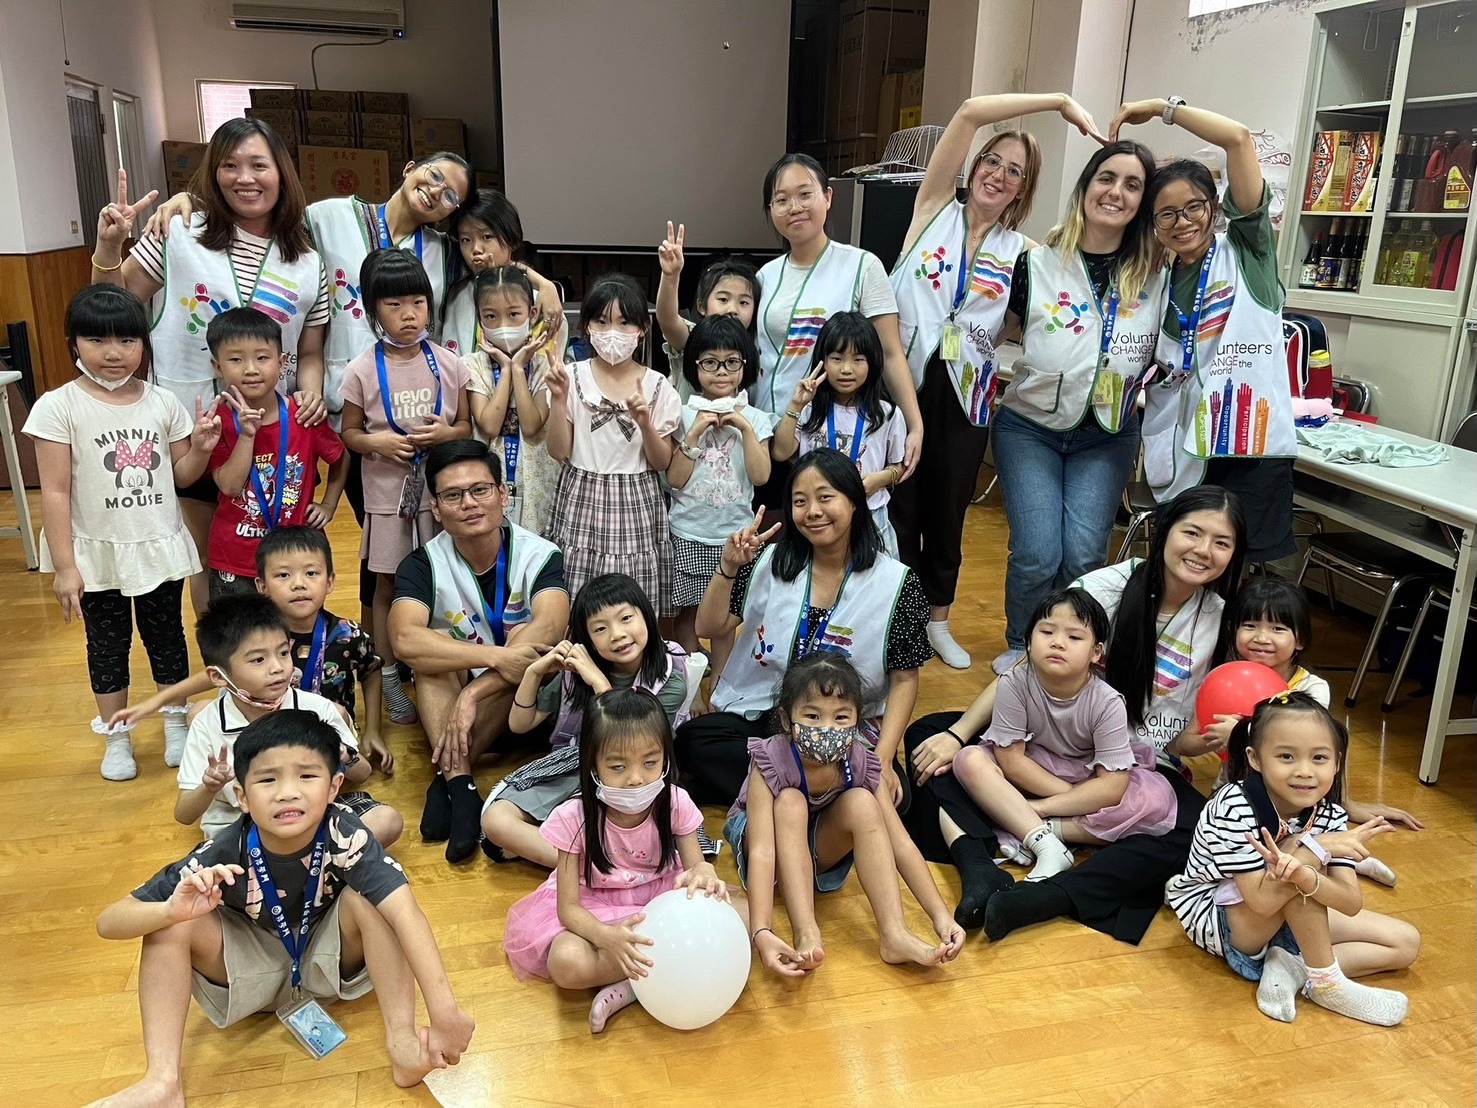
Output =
[{"x1": 96, "y1": 169, "x2": 160, "y2": 256}]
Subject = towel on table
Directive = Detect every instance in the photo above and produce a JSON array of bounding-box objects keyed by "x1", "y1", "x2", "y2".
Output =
[{"x1": 1297, "y1": 423, "x2": 1449, "y2": 468}]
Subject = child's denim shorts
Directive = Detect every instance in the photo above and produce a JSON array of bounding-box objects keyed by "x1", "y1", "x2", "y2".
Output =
[{"x1": 1216, "y1": 904, "x2": 1302, "y2": 981}]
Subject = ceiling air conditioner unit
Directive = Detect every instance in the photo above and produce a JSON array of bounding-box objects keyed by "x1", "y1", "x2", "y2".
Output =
[{"x1": 229, "y1": 0, "x2": 406, "y2": 38}]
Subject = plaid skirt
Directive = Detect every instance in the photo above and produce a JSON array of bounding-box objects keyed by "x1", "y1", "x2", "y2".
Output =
[
  {"x1": 548, "y1": 465, "x2": 673, "y2": 616},
  {"x1": 671, "y1": 534, "x2": 724, "y2": 608}
]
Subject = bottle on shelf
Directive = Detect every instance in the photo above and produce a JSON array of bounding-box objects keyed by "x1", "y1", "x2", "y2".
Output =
[
  {"x1": 1393, "y1": 134, "x2": 1417, "y2": 212},
  {"x1": 1300, "y1": 229, "x2": 1325, "y2": 289},
  {"x1": 1350, "y1": 224, "x2": 1370, "y2": 290},
  {"x1": 1341, "y1": 224, "x2": 1367, "y2": 291},
  {"x1": 1316, "y1": 217, "x2": 1345, "y2": 289},
  {"x1": 1387, "y1": 220, "x2": 1436, "y2": 288},
  {"x1": 1444, "y1": 128, "x2": 1475, "y2": 212},
  {"x1": 1376, "y1": 219, "x2": 1408, "y2": 284}
]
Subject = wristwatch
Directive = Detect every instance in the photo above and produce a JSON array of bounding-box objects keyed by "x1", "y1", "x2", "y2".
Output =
[
  {"x1": 1163, "y1": 96, "x2": 1186, "y2": 125},
  {"x1": 678, "y1": 441, "x2": 703, "y2": 460},
  {"x1": 1299, "y1": 831, "x2": 1331, "y2": 866}
]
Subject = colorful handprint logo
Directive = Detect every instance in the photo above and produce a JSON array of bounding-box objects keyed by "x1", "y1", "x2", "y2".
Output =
[
  {"x1": 332, "y1": 268, "x2": 364, "y2": 320},
  {"x1": 1042, "y1": 291, "x2": 1089, "y2": 335},
  {"x1": 182, "y1": 284, "x2": 233, "y2": 336},
  {"x1": 752, "y1": 624, "x2": 776, "y2": 667},
  {"x1": 913, "y1": 246, "x2": 953, "y2": 290}
]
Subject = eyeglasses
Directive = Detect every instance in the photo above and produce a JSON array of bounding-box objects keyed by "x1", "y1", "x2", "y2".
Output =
[
  {"x1": 425, "y1": 164, "x2": 461, "y2": 210},
  {"x1": 696, "y1": 356, "x2": 745, "y2": 375},
  {"x1": 435, "y1": 481, "x2": 498, "y2": 506},
  {"x1": 1153, "y1": 199, "x2": 1209, "y2": 229},
  {"x1": 769, "y1": 189, "x2": 818, "y2": 213},
  {"x1": 977, "y1": 152, "x2": 1027, "y2": 184}
]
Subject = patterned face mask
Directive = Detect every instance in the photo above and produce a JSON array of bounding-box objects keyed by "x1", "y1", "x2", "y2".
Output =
[{"x1": 791, "y1": 722, "x2": 857, "y2": 764}]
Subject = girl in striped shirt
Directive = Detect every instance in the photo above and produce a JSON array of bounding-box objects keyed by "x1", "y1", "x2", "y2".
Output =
[{"x1": 1166, "y1": 693, "x2": 1419, "y2": 1026}]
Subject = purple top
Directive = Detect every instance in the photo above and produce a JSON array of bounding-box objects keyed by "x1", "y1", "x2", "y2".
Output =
[{"x1": 728, "y1": 733, "x2": 882, "y2": 821}]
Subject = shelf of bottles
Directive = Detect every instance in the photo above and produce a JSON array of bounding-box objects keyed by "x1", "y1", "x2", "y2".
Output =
[{"x1": 1290, "y1": 1, "x2": 1475, "y2": 307}]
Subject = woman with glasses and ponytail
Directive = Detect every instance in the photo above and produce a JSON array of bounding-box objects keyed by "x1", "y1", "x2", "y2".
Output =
[
  {"x1": 1111, "y1": 99, "x2": 1297, "y2": 566},
  {"x1": 890, "y1": 92, "x2": 1104, "y2": 670}
]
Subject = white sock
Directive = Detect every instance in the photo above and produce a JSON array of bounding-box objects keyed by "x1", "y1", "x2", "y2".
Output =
[
  {"x1": 161, "y1": 706, "x2": 190, "y2": 767},
  {"x1": 1022, "y1": 823, "x2": 1075, "y2": 881},
  {"x1": 1256, "y1": 946, "x2": 1306, "y2": 1022},
  {"x1": 927, "y1": 621, "x2": 972, "y2": 669},
  {"x1": 1304, "y1": 961, "x2": 1409, "y2": 1026},
  {"x1": 95, "y1": 717, "x2": 137, "y2": 782},
  {"x1": 1355, "y1": 855, "x2": 1398, "y2": 887}
]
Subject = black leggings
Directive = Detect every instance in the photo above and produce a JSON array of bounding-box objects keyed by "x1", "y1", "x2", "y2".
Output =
[
  {"x1": 903, "y1": 711, "x2": 1208, "y2": 945},
  {"x1": 80, "y1": 580, "x2": 190, "y2": 696},
  {"x1": 343, "y1": 452, "x2": 376, "y2": 609}
]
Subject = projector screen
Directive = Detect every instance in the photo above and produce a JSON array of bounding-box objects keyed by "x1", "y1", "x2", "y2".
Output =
[{"x1": 497, "y1": 0, "x2": 790, "y2": 250}]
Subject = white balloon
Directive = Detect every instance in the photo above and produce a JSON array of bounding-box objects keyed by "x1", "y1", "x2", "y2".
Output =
[{"x1": 631, "y1": 888, "x2": 751, "y2": 1030}]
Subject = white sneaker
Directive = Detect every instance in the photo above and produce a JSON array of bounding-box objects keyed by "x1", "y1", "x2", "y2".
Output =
[
  {"x1": 927, "y1": 621, "x2": 972, "y2": 669},
  {"x1": 992, "y1": 648, "x2": 1025, "y2": 676},
  {"x1": 101, "y1": 734, "x2": 138, "y2": 781}
]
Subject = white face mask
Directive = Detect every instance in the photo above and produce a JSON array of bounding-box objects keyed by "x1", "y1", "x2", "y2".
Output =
[
  {"x1": 589, "y1": 328, "x2": 640, "y2": 365},
  {"x1": 381, "y1": 327, "x2": 430, "y2": 349},
  {"x1": 77, "y1": 357, "x2": 135, "y2": 391},
  {"x1": 483, "y1": 322, "x2": 530, "y2": 354},
  {"x1": 595, "y1": 777, "x2": 666, "y2": 814}
]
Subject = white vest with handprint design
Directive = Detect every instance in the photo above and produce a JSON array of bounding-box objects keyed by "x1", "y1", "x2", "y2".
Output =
[
  {"x1": 756, "y1": 243, "x2": 866, "y2": 415},
  {"x1": 1005, "y1": 244, "x2": 1165, "y2": 432},
  {"x1": 1141, "y1": 233, "x2": 1296, "y2": 500},
  {"x1": 891, "y1": 201, "x2": 1023, "y2": 425}
]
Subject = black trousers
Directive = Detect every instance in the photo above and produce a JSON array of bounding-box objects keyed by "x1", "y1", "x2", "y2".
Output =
[
  {"x1": 902, "y1": 711, "x2": 1208, "y2": 946},
  {"x1": 674, "y1": 711, "x2": 772, "y2": 808},
  {"x1": 80, "y1": 580, "x2": 190, "y2": 695},
  {"x1": 343, "y1": 452, "x2": 376, "y2": 609},
  {"x1": 889, "y1": 354, "x2": 992, "y2": 608}
]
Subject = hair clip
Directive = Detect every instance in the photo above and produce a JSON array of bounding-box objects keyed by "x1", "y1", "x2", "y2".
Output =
[{"x1": 1270, "y1": 691, "x2": 1295, "y2": 705}]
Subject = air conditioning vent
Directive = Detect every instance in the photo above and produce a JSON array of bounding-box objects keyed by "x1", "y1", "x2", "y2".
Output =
[{"x1": 229, "y1": 2, "x2": 406, "y2": 38}]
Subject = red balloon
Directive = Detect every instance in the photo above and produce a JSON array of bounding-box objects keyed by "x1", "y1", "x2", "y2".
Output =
[{"x1": 1197, "y1": 662, "x2": 1291, "y2": 755}]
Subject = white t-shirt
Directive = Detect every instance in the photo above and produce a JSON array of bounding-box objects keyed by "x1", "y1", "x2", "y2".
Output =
[
  {"x1": 1290, "y1": 666, "x2": 1331, "y2": 708},
  {"x1": 1166, "y1": 783, "x2": 1353, "y2": 956},
  {"x1": 178, "y1": 687, "x2": 359, "y2": 840},
  {"x1": 552, "y1": 362, "x2": 682, "y2": 474},
  {"x1": 669, "y1": 397, "x2": 776, "y2": 544},
  {"x1": 22, "y1": 380, "x2": 200, "y2": 595},
  {"x1": 760, "y1": 250, "x2": 897, "y2": 360},
  {"x1": 795, "y1": 399, "x2": 906, "y2": 510},
  {"x1": 1074, "y1": 559, "x2": 1225, "y2": 755}
]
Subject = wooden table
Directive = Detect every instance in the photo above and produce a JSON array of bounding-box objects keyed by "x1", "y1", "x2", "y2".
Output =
[{"x1": 1294, "y1": 422, "x2": 1477, "y2": 784}]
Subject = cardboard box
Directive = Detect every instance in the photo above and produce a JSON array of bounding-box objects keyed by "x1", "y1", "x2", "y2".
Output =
[
  {"x1": 877, "y1": 74, "x2": 902, "y2": 147},
  {"x1": 828, "y1": 135, "x2": 879, "y2": 175},
  {"x1": 161, "y1": 140, "x2": 206, "y2": 194},
  {"x1": 837, "y1": 4, "x2": 929, "y2": 137},
  {"x1": 297, "y1": 145, "x2": 390, "y2": 204},
  {"x1": 357, "y1": 132, "x2": 408, "y2": 163},
  {"x1": 249, "y1": 87, "x2": 302, "y2": 110},
  {"x1": 475, "y1": 170, "x2": 504, "y2": 191},
  {"x1": 305, "y1": 110, "x2": 356, "y2": 138},
  {"x1": 411, "y1": 117, "x2": 467, "y2": 156},
  {"x1": 357, "y1": 90, "x2": 409, "y2": 115},
  {"x1": 306, "y1": 89, "x2": 356, "y2": 112},
  {"x1": 358, "y1": 112, "x2": 408, "y2": 139},
  {"x1": 1344, "y1": 130, "x2": 1381, "y2": 213},
  {"x1": 244, "y1": 107, "x2": 301, "y2": 138},
  {"x1": 899, "y1": 68, "x2": 924, "y2": 117}
]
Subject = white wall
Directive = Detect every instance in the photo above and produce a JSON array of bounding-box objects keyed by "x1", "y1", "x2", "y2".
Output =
[
  {"x1": 920, "y1": 0, "x2": 979, "y2": 127},
  {"x1": 1123, "y1": 0, "x2": 1315, "y2": 158},
  {"x1": 151, "y1": 0, "x2": 497, "y2": 162},
  {"x1": 0, "y1": 0, "x2": 167, "y2": 253},
  {"x1": 499, "y1": 0, "x2": 789, "y2": 249}
]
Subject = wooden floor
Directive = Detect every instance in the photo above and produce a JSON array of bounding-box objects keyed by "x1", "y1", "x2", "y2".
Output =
[{"x1": 0, "y1": 489, "x2": 1471, "y2": 1108}]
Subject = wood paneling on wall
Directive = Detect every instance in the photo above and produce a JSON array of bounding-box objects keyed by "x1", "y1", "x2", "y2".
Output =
[{"x1": 0, "y1": 245, "x2": 94, "y2": 397}]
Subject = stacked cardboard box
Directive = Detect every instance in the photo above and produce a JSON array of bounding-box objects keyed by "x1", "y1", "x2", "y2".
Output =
[
  {"x1": 298, "y1": 145, "x2": 391, "y2": 204},
  {"x1": 818, "y1": 0, "x2": 929, "y2": 175},
  {"x1": 411, "y1": 117, "x2": 468, "y2": 161},
  {"x1": 162, "y1": 140, "x2": 206, "y2": 195}
]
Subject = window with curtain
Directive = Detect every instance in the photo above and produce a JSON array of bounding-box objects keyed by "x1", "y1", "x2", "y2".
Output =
[{"x1": 112, "y1": 92, "x2": 148, "y2": 194}]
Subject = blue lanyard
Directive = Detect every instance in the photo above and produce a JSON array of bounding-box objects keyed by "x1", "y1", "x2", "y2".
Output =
[
  {"x1": 375, "y1": 203, "x2": 423, "y2": 260},
  {"x1": 951, "y1": 220, "x2": 973, "y2": 316},
  {"x1": 246, "y1": 820, "x2": 327, "y2": 992},
  {"x1": 464, "y1": 537, "x2": 509, "y2": 646},
  {"x1": 488, "y1": 366, "x2": 521, "y2": 483},
  {"x1": 301, "y1": 615, "x2": 328, "y2": 693},
  {"x1": 796, "y1": 563, "x2": 852, "y2": 658},
  {"x1": 374, "y1": 341, "x2": 443, "y2": 457},
  {"x1": 233, "y1": 394, "x2": 290, "y2": 529},
  {"x1": 787, "y1": 742, "x2": 854, "y2": 800},
  {"x1": 826, "y1": 406, "x2": 865, "y2": 463},
  {"x1": 1171, "y1": 240, "x2": 1218, "y2": 379}
]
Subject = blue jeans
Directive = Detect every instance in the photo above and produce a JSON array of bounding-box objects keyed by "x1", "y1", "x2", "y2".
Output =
[{"x1": 992, "y1": 405, "x2": 1141, "y2": 649}]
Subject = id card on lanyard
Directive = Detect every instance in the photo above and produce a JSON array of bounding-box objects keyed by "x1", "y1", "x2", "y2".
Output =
[
  {"x1": 245, "y1": 821, "x2": 347, "y2": 1058},
  {"x1": 234, "y1": 395, "x2": 291, "y2": 529},
  {"x1": 796, "y1": 563, "x2": 853, "y2": 658},
  {"x1": 489, "y1": 365, "x2": 522, "y2": 488},
  {"x1": 1173, "y1": 240, "x2": 1217, "y2": 382},
  {"x1": 375, "y1": 342, "x2": 443, "y2": 521},
  {"x1": 375, "y1": 203, "x2": 424, "y2": 260},
  {"x1": 940, "y1": 220, "x2": 978, "y2": 363},
  {"x1": 301, "y1": 615, "x2": 328, "y2": 693},
  {"x1": 826, "y1": 407, "x2": 865, "y2": 465}
]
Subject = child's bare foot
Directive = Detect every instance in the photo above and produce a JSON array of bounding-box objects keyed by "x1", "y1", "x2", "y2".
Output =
[
  {"x1": 880, "y1": 927, "x2": 947, "y2": 967},
  {"x1": 589, "y1": 981, "x2": 637, "y2": 1034},
  {"x1": 791, "y1": 926, "x2": 826, "y2": 971},
  {"x1": 87, "y1": 1073, "x2": 185, "y2": 1108},
  {"x1": 388, "y1": 1028, "x2": 439, "y2": 1088}
]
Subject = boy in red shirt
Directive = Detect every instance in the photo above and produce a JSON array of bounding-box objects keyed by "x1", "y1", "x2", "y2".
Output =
[{"x1": 207, "y1": 308, "x2": 348, "y2": 601}]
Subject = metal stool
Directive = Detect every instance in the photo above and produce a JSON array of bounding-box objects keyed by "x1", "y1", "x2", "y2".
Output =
[
  {"x1": 1381, "y1": 583, "x2": 1474, "y2": 712},
  {"x1": 0, "y1": 370, "x2": 38, "y2": 569},
  {"x1": 1113, "y1": 478, "x2": 1157, "y2": 563}
]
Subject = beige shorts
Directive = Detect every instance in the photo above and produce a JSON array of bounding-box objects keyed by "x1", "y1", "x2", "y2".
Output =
[{"x1": 192, "y1": 900, "x2": 372, "y2": 1028}]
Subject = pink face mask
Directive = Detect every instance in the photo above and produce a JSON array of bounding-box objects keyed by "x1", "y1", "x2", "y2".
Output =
[{"x1": 211, "y1": 667, "x2": 288, "y2": 712}]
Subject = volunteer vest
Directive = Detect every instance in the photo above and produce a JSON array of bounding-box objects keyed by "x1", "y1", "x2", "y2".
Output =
[
  {"x1": 307, "y1": 196, "x2": 452, "y2": 416},
  {"x1": 756, "y1": 242, "x2": 867, "y2": 415},
  {"x1": 149, "y1": 213, "x2": 323, "y2": 412},
  {"x1": 892, "y1": 202, "x2": 1024, "y2": 425},
  {"x1": 1141, "y1": 234, "x2": 1297, "y2": 500},
  {"x1": 1004, "y1": 246, "x2": 1165, "y2": 432},
  {"x1": 549, "y1": 641, "x2": 695, "y2": 746},
  {"x1": 714, "y1": 546, "x2": 909, "y2": 718},
  {"x1": 423, "y1": 525, "x2": 561, "y2": 675}
]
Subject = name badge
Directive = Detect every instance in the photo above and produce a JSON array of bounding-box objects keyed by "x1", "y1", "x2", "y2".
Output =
[
  {"x1": 940, "y1": 324, "x2": 962, "y2": 362},
  {"x1": 278, "y1": 994, "x2": 347, "y2": 1059},
  {"x1": 398, "y1": 466, "x2": 425, "y2": 520}
]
